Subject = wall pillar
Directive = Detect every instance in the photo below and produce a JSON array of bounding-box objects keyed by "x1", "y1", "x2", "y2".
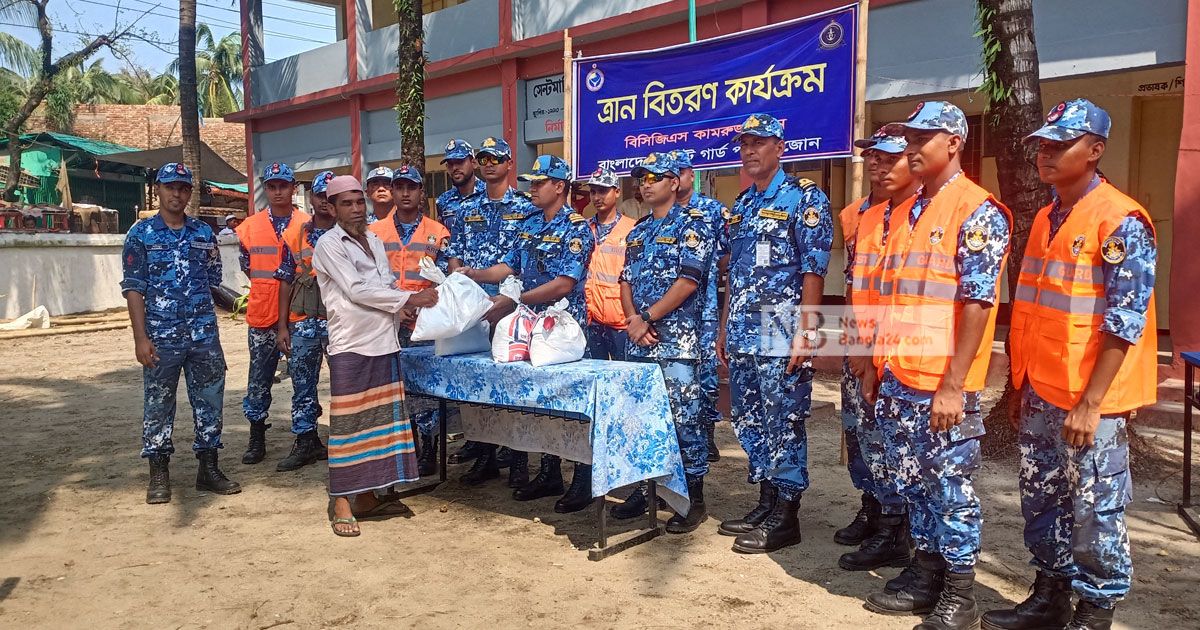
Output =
[{"x1": 1170, "y1": 0, "x2": 1200, "y2": 366}]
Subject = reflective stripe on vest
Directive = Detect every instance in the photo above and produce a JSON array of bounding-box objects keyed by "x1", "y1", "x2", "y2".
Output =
[
  {"x1": 236, "y1": 208, "x2": 310, "y2": 327},
  {"x1": 368, "y1": 214, "x2": 450, "y2": 292},
  {"x1": 1009, "y1": 181, "x2": 1157, "y2": 413}
]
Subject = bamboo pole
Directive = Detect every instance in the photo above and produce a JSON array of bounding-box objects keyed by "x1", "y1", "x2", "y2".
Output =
[
  {"x1": 846, "y1": 0, "x2": 870, "y2": 205},
  {"x1": 562, "y1": 29, "x2": 573, "y2": 164}
]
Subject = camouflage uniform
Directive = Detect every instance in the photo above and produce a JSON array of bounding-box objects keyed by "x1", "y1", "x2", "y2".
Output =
[
  {"x1": 725, "y1": 161, "x2": 833, "y2": 502},
  {"x1": 275, "y1": 221, "x2": 331, "y2": 435},
  {"x1": 874, "y1": 172, "x2": 1012, "y2": 571},
  {"x1": 443, "y1": 186, "x2": 535, "y2": 296},
  {"x1": 500, "y1": 199, "x2": 595, "y2": 323},
  {"x1": 621, "y1": 196, "x2": 715, "y2": 476},
  {"x1": 122, "y1": 210, "x2": 227, "y2": 457},
  {"x1": 239, "y1": 210, "x2": 294, "y2": 425},
  {"x1": 1014, "y1": 166, "x2": 1156, "y2": 607}
]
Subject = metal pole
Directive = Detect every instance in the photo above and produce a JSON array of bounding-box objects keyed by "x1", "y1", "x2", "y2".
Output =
[
  {"x1": 689, "y1": 0, "x2": 701, "y2": 193},
  {"x1": 563, "y1": 29, "x2": 573, "y2": 163}
]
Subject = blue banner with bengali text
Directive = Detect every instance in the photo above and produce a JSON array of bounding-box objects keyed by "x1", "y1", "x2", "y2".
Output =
[{"x1": 571, "y1": 4, "x2": 857, "y2": 178}]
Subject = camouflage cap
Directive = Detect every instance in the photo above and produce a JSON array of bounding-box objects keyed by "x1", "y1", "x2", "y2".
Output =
[
  {"x1": 883, "y1": 101, "x2": 969, "y2": 141},
  {"x1": 631, "y1": 152, "x2": 681, "y2": 179},
  {"x1": 1025, "y1": 98, "x2": 1111, "y2": 142}
]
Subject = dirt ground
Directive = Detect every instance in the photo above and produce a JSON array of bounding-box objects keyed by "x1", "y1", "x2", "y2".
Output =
[{"x1": 1, "y1": 316, "x2": 1197, "y2": 630}]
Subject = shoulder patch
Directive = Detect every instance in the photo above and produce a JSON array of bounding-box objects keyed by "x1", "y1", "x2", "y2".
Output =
[
  {"x1": 688, "y1": 209, "x2": 706, "y2": 219},
  {"x1": 801, "y1": 207, "x2": 821, "y2": 228},
  {"x1": 1101, "y1": 236, "x2": 1126, "y2": 264},
  {"x1": 568, "y1": 237, "x2": 584, "y2": 254},
  {"x1": 569, "y1": 213, "x2": 586, "y2": 223},
  {"x1": 794, "y1": 177, "x2": 817, "y2": 190},
  {"x1": 683, "y1": 230, "x2": 701, "y2": 249},
  {"x1": 964, "y1": 223, "x2": 989, "y2": 252}
]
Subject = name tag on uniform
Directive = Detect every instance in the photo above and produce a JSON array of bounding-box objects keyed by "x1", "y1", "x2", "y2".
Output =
[
  {"x1": 146, "y1": 244, "x2": 169, "y2": 251},
  {"x1": 756, "y1": 241, "x2": 770, "y2": 266},
  {"x1": 656, "y1": 236, "x2": 677, "y2": 245},
  {"x1": 502, "y1": 213, "x2": 525, "y2": 221},
  {"x1": 542, "y1": 235, "x2": 561, "y2": 243},
  {"x1": 190, "y1": 241, "x2": 215, "y2": 250},
  {"x1": 519, "y1": 232, "x2": 532, "y2": 240},
  {"x1": 627, "y1": 239, "x2": 643, "y2": 247},
  {"x1": 464, "y1": 215, "x2": 485, "y2": 222},
  {"x1": 759, "y1": 208, "x2": 789, "y2": 221}
]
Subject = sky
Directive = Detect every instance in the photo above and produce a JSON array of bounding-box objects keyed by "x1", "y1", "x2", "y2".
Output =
[{"x1": 2, "y1": 0, "x2": 338, "y2": 75}]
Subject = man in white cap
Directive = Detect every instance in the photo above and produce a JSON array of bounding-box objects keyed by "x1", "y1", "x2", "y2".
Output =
[
  {"x1": 365, "y1": 166, "x2": 396, "y2": 224},
  {"x1": 311, "y1": 175, "x2": 438, "y2": 537},
  {"x1": 219, "y1": 215, "x2": 240, "y2": 236}
]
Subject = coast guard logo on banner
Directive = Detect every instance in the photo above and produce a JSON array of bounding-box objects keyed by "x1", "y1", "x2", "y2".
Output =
[
  {"x1": 585, "y1": 64, "x2": 605, "y2": 92},
  {"x1": 1047, "y1": 101, "x2": 1067, "y2": 123},
  {"x1": 819, "y1": 20, "x2": 844, "y2": 49}
]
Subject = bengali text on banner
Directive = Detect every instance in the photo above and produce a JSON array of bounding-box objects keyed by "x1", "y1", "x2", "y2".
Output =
[{"x1": 571, "y1": 4, "x2": 858, "y2": 178}]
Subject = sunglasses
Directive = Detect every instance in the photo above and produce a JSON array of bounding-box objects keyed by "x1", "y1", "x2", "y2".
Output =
[
  {"x1": 477, "y1": 155, "x2": 508, "y2": 166},
  {"x1": 638, "y1": 172, "x2": 672, "y2": 185}
]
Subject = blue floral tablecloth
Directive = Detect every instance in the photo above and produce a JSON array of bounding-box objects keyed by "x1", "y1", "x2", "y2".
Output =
[{"x1": 398, "y1": 346, "x2": 690, "y2": 514}]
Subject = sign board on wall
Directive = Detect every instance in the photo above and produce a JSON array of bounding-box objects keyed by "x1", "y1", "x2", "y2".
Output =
[
  {"x1": 571, "y1": 4, "x2": 857, "y2": 177},
  {"x1": 525, "y1": 75, "x2": 565, "y2": 144}
]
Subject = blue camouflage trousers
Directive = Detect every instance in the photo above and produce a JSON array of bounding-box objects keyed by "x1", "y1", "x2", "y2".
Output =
[
  {"x1": 142, "y1": 340, "x2": 227, "y2": 457},
  {"x1": 242, "y1": 326, "x2": 280, "y2": 424},
  {"x1": 398, "y1": 325, "x2": 441, "y2": 438},
  {"x1": 586, "y1": 323, "x2": 628, "y2": 361},
  {"x1": 728, "y1": 353, "x2": 811, "y2": 501},
  {"x1": 698, "y1": 320, "x2": 722, "y2": 425},
  {"x1": 875, "y1": 372, "x2": 983, "y2": 572},
  {"x1": 632, "y1": 357, "x2": 707, "y2": 477},
  {"x1": 289, "y1": 327, "x2": 327, "y2": 435},
  {"x1": 841, "y1": 359, "x2": 905, "y2": 515},
  {"x1": 1019, "y1": 385, "x2": 1132, "y2": 606}
]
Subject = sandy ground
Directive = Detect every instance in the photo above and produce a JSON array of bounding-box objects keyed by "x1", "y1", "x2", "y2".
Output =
[{"x1": 0, "y1": 316, "x2": 1197, "y2": 630}]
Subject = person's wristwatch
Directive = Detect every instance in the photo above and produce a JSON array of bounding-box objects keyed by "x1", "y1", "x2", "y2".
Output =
[
  {"x1": 640, "y1": 309, "x2": 653, "y2": 323},
  {"x1": 800, "y1": 329, "x2": 818, "y2": 342}
]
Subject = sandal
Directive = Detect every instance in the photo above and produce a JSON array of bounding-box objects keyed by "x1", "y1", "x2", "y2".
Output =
[
  {"x1": 331, "y1": 516, "x2": 360, "y2": 537},
  {"x1": 353, "y1": 499, "x2": 408, "y2": 520}
]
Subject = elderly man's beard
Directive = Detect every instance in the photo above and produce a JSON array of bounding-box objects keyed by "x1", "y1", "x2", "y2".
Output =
[{"x1": 338, "y1": 217, "x2": 368, "y2": 237}]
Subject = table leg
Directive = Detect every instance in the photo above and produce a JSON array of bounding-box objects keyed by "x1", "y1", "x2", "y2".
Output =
[
  {"x1": 596, "y1": 495, "x2": 608, "y2": 550},
  {"x1": 588, "y1": 481, "x2": 664, "y2": 561},
  {"x1": 1180, "y1": 365, "x2": 1200, "y2": 538}
]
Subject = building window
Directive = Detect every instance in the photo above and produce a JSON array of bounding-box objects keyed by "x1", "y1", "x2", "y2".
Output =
[{"x1": 963, "y1": 115, "x2": 983, "y2": 182}]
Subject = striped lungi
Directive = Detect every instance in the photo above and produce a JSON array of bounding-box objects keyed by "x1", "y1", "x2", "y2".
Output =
[{"x1": 327, "y1": 350, "x2": 419, "y2": 496}]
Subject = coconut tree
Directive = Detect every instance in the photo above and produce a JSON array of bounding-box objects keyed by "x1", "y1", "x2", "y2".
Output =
[
  {"x1": 168, "y1": 23, "x2": 243, "y2": 118},
  {"x1": 179, "y1": 0, "x2": 201, "y2": 214}
]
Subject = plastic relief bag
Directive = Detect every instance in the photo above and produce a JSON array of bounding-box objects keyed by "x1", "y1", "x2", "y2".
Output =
[
  {"x1": 436, "y1": 320, "x2": 491, "y2": 356},
  {"x1": 411, "y1": 257, "x2": 491, "y2": 341},
  {"x1": 491, "y1": 276, "x2": 536, "y2": 362},
  {"x1": 528, "y1": 298, "x2": 586, "y2": 367}
]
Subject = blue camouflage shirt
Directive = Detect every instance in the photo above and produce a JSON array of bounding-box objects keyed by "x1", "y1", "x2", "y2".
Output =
[
  {"x1": 444, "y1": 186, "x2": 536, "y2": 294},
  {"x1": 435, "y1": 177, "x2": 487, "y2": 227},
  {"x1": 274, "y1": 222, "x2": 331, "y2": 339},
  {"x1": 121, "y1": 215, "x2": 222, "y2": 348},
  {"x1": 684, "y1": 191, "x2": 728, "y2": 322},
  {"x1": 620, "y1": 204, "x2": 715, "y2": 360},
  {"x1": 726, "y1": 169, "x2": 833, "y2": 356},
  {"x1": 500, "y1": 205, "x2": 595, "y2": 324},
  {"x1": 1047, "y1": 175, "x2": 1157, "y2": 344}
]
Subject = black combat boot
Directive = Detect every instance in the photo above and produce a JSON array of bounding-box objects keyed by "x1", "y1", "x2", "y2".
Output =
[
  {"x1": 866, "y1": 550, "x2": 945, "y2": 616},
  {"x1": 460, "y1": 444, "x2": 500, "y2": 486},
  {"x1": 195, "y1": 449, "x2": 242, "y2": 494},
  {"x1": 554, "y1": 463, "x2": 593, "y2": 513},
  {"x1": 838, "y1": 513, "x2": 912, "y2": 571},
  {"x1": 981, "y1": 571, "x2": 1074, "y2": 630},
  {"x1": 241, "y1": 421, "x2": 270, "y2": 464},
  {"x1": 449, "y1": 440, "x2": 485, "y2": 464},
  {"x1": 915, "y1": 569, "x2": 980, "y2": 630},
  {"x1": 276, "y1": 429, "x2": 322, "y2": 472},
  {"x1": 146, "y1": 455, "x2": 171, "y2": 504},
  {"x1": 417, "y1": 434, "x2": 438, "y2": 477},
  {"x1": 835, "y1": 492, "x2": 881, "y2": 545},
  {"x1": 706, "y1": 423, "x2": 720, "y2": 462},
  {"x1": 496, "y1": 446, "x2": 513, "y2": 469},
  {"x1": 513, "y1": 454, "x2": 564, "y2": 501},
  {"x1": 610, "y1": 483, "x2": 649, "y2": 519},
  {"x1": 507, "y1": 451, "x2": 529, "y2": 488},
  {"x1": 666, "y1": 476, "x2": 708, "y2": 534},
  {"x1": 1064, "y1": 601, "x2": 1114, "y2": 630},
  {"x1": 731, "y1": 495, "x2": 802, "y2": 553},
  {"x1": 314, "y1": 432, "x2": 328, "y2": 460},
  {"x1": 718, "y1": 481, "x2": 777, "y2": 536}
]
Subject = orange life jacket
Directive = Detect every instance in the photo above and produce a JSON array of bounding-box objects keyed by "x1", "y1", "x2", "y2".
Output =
[
  {"x1": 849, "y1": 196, "x2": 914, "y2": 343},
  {"x1": 876, "y1": 175, "x2": 1012, "y2": 392},
  {"x1": 236, "y1": 207, "x2": 309, "y2": 328},
  {"x1": 585, "y1": 215, "x2": 637, "y2": 329},
  {"x1": 838, "y1": 196, "x2": 870, "y2": 252},
  {"x1": 280, "y1": 220, "x2": 324, "y2": 319},
  {"x1": 369, "y1": 214, "x2": 450, "y2": 291},
  {"x1": 1010, "y1": 181, "x2": 1157, "y2": 413}
]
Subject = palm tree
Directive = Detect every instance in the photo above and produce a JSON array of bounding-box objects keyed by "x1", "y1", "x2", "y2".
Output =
[
  {"x1": 179, "y1": 0, "x2": 202, "y2": 214},
  {"x1": 168, "y1": 23, "x2": 243, "y2": 118}
]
